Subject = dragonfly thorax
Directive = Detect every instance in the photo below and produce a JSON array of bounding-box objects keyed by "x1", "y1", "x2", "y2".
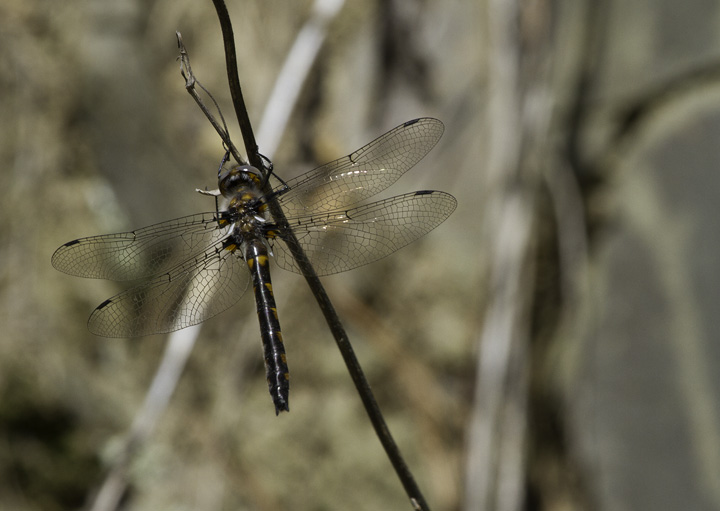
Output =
[
  {"x1": 219, "y1": 164, "x2": 270, "y2": 234},
  {"x1": 218, "y1": 164, "x2": 264, "y2": 199},
  {"x1": 220, "y1": 181, "x2": 270, "y2": 239}
]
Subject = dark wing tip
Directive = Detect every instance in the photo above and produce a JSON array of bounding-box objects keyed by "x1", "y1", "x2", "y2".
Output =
[
  {"x1": 95, "y1": 298, "x2": 114, "y2": 311},
  {"x1": 403, "y1": 117, "x2": 443, "y2": 128},
  {"x1": 404, "y1": 117, "x2": 445, "y2": 136},
  {"x1": 51, "y1": 240, "x2": 79, "y2": 271},
  {"x1": 414, "y1": 188, "x2": 457, "y2": 202},
  {"x1": 415, "y1": 190, "x2": 458, "y2": 218}
]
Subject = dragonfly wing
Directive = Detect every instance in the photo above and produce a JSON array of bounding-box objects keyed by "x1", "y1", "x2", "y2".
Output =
[
  {"x1": 272, "y1": 190, "x2": 457, "y2": 276},
  {"x1": 275, "y1": 118, "x2": 444, "y2": 217},
  {"x1": 52, "y1": 212, "x2": 229, "y2": 281},
  {"x1": 88, "y1": 241, "x2": 249, "y2": 337}
]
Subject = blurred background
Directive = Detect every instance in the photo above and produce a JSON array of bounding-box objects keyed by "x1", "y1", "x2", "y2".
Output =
[{"x1": 2, "y1": 0, "x2": 720, "y2": 510}]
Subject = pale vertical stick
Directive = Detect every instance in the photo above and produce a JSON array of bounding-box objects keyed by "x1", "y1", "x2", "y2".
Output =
[{"x1": 464, "y1": 0, "x2": 535, "y2": 509}]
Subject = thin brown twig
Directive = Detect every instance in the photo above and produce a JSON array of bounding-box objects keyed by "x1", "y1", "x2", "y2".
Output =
[{"x1": 177, "y1": 32, "x2": 244, "y2": 165}]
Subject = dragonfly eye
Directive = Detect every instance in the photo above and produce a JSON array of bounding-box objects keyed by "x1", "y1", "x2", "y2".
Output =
[{"x1": 219, "y1": 165, "x2": 262, "y2": 198}]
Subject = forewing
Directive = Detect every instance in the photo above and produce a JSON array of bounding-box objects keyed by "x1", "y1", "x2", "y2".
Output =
[
  {"x1": 88, "y1": 241, "x2": 249, "y2": 337},
  {"x1": 52, "y1": 212, "x2": 228, "y2": 281},
  {"x1": 272, "y1": 190, "x2": 457, "y2": 276},
  {"x1": 275, "y1": 118, "x2": 444, "y2": 217}
]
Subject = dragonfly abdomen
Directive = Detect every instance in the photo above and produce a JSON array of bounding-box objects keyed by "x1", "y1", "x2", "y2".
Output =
[{"x1": 242, "y1": 237, "x2": 290, "y2": 414}]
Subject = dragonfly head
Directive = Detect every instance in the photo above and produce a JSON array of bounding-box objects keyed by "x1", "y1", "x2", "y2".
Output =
[{"x1": 218, "y1": 165, "x2": 264, "y2": 199}]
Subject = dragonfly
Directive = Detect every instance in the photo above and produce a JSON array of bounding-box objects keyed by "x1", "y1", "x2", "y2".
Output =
[{"x1": 52, "y1": 117, "x2": 457, "y2": 414}]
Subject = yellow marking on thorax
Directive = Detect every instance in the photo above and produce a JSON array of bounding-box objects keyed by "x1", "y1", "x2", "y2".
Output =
[
  {"x1": 243, "y1": 172, "x2": 263, "y2": 186},
  {"x1": 256, "y1": 255, "x2": 269, "y2": 266},
  {"x1": 225, "y1": 243, "x2": 237, "y2": 252}
]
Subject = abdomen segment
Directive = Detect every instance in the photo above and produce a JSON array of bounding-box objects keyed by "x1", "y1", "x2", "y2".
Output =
[{"x1": 243, "y1": 237, "x2": 290, "y2": 414}]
